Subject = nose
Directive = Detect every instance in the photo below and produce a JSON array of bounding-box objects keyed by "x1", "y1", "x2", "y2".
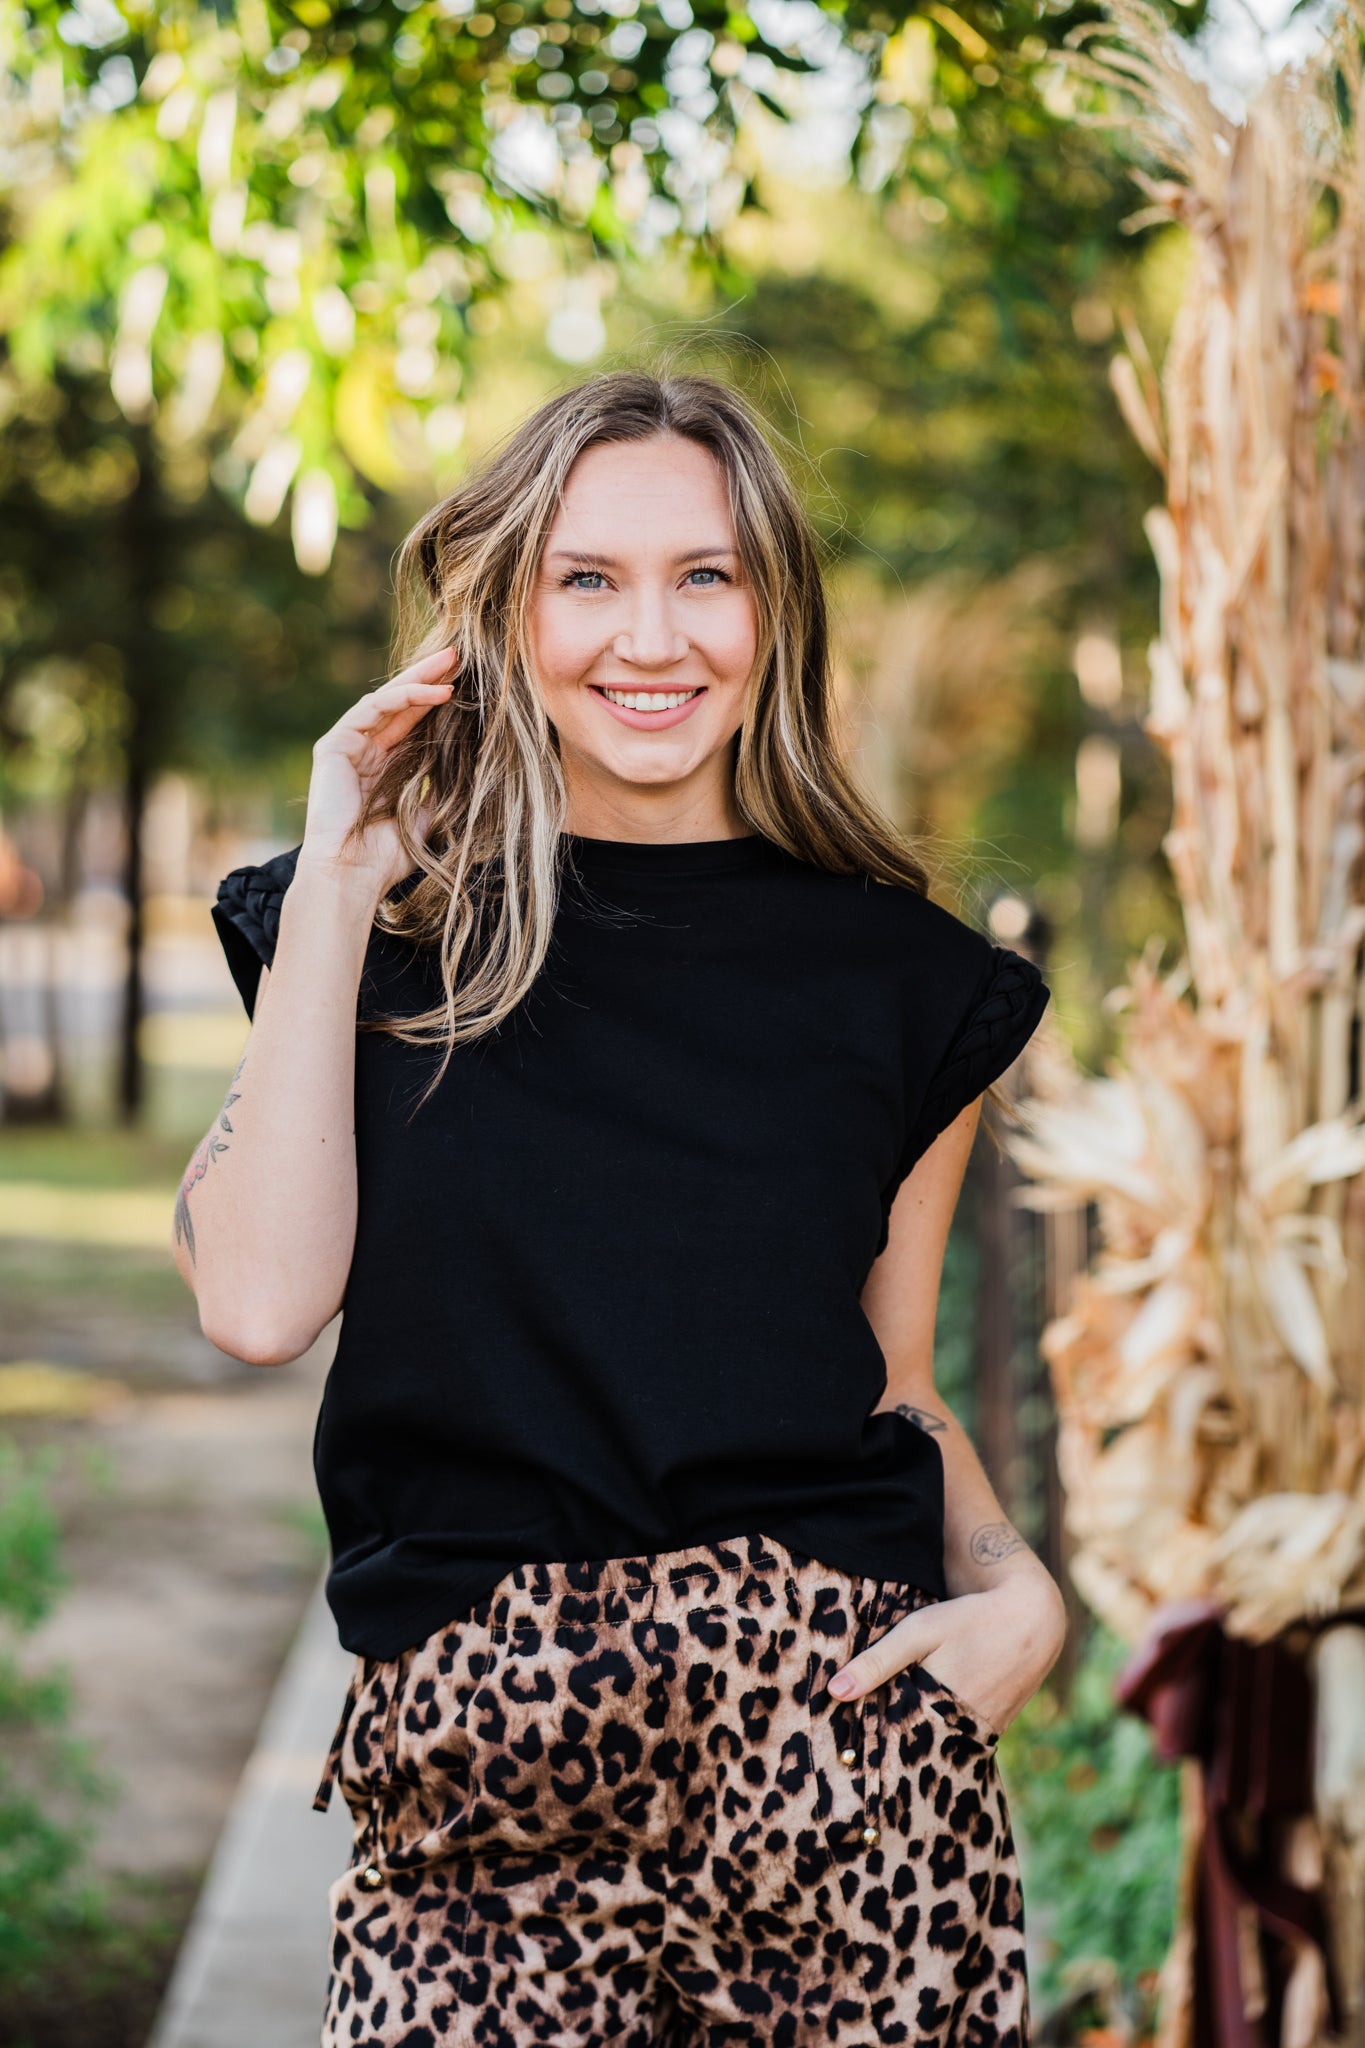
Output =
[{"x1": 612, "y1": 585, "x2": 689, "y2": 669}]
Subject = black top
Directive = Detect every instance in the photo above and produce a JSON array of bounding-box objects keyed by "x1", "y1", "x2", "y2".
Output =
[{"x1": 211, "y1": 832, "x2": 1050, "y2": 1659}]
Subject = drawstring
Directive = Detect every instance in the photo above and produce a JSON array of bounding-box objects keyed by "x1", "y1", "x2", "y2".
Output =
[
  {"x1": 313, "y1": 1653, "x2": 407, "y2": 1894},
  {"x1": 313, "y1": 1660, "x2": 363, "y2": 1815}
]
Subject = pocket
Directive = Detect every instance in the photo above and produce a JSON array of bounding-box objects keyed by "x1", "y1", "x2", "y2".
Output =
[
  {"x1": 902, "y1": 1659, "x2": 1001, "y2": 1750},
  {"x1": 376, "y1": 1621, "x2": 507, "y2": 1868}
]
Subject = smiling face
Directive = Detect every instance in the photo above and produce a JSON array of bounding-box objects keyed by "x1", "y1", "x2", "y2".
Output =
[{"x1": 526, "y1": 432, "x2": 760, "y2": 839}]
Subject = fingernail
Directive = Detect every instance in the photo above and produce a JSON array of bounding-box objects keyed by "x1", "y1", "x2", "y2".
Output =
[{"x1": 829, "y1": 1671, "x2": 856, "y2": 1698}]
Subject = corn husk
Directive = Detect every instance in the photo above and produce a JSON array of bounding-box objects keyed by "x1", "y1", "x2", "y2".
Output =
[
  {"x1": 1019, "y1": 20, "x2": 1365, "y2": 2026},
  {"x1": 1009, "y1": 0, "x2": 1365, "y2": 1659}
]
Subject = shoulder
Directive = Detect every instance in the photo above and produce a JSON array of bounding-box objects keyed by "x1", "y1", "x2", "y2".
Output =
[
  {"x1": 770, "y1": 854, "x2": 1005, "y2": 991},
  {"x1": 212, "y1": 841, "x2": 304, "y2": 954},
  {"x1": 213, "y1": 843, "x2": 300, "y2": 925},
  {"x1": 210, "y1": 842, "x2": 304, "y2": 1020}
]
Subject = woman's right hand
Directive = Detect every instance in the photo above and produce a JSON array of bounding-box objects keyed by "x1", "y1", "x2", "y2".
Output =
[{"x1": 300, "y1": 647, "x2": 460, "y2": 900}]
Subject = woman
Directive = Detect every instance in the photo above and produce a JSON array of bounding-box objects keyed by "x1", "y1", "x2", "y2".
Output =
[{"x1": 179, "y1": 368, "x2": 1064, "y2": 2046}]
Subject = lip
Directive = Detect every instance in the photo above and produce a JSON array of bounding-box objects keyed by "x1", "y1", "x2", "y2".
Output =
[{"x1": 589, "y1": 684, "x2": 707, "y2": 733}]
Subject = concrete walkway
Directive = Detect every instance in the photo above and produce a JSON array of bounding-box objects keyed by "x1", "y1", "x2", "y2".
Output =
[{"x1": 146, "y1": 1574, "x2": 355, "y2": 2048}]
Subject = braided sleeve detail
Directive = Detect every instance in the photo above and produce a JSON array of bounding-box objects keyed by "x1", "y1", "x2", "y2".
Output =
[
  {"x1": 915, "y1": 945, "x2": 1049, "y2": 1142},
  {"x1": 210, "y1": 843, "x2": 303, "y2": 1021}
]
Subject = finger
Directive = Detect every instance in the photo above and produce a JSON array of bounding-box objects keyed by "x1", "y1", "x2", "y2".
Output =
[
  {"x1": 335, "y1": 677, "x2": 455, "y2": 744},
  {"x1": 389, "y1": 645, "x2": 462, "y2": 691},
  {"x1": 359, "y1": 702, "x2": 450, "y2": 758},
  {"x1": 343, "y1": 649, "x2": 461, "y2": 727},
  {"x1": 349, "y1": 676, "x2": 454, "y2": 727},
  {"x1": 828, "y1": 1616, "x2": 944, "y2": 1700}
]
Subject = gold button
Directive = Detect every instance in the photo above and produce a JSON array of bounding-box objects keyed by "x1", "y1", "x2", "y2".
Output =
[
  {"x1": 840, "y1": 1747, "x2": 857, "y2": 1766},
  {"x1": 358, "y1": 1864, "x2": 384, "y2": 1891},
  {"x1": 861, "y1": 1825, "x2": 880, "y2": 1847}
]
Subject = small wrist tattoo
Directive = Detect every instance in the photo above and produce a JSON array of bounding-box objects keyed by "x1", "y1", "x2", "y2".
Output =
[
  {"x1": 970, "y1": 1521, "x2": 1027, "y2": 1565},
  {"x1": 894, "y1": 1403, "x2": 947, "y2": 1436}
]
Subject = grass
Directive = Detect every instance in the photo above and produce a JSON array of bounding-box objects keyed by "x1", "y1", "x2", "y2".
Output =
[
  {"x1": 0, "y1": 1112, "x2": 227, "y2": 1386},
  {"x1": 0, "y1": 1124, "x2": 201, "y2": 1193},
  {"x1": 0, "y1": 1872, "x2": 200, "y2": 2048},
  {"x1": 0, "y1": 1237, "x2": 187, "y2": 1316}
]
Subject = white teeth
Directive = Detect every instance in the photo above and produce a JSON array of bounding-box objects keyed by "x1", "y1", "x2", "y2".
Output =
[{"x1": 601, "y1": 688, "x2": 699, "y2": 711}]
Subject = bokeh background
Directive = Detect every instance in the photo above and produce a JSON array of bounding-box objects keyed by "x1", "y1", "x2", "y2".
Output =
[{"x1": 1, "y1": 0, "x2": 1352, "y2": 2042}]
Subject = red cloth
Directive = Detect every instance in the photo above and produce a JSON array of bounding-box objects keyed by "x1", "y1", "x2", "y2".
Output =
[{"x1": 1115, "y1": 1602, "x2": 1342, "y2": 2048}]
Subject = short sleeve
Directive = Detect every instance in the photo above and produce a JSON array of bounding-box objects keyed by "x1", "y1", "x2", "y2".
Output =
[
  {"x1": 210, "y1": 843, "x2": 303, "y2": 1021},
  {"x1": 901, "y1": 942, "x2": 1050, "y2": 1175}
]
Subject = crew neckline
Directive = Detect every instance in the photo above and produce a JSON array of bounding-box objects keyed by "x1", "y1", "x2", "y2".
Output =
[{"x1": 561, "y1": 831, "x2": 774, "y2": 875}]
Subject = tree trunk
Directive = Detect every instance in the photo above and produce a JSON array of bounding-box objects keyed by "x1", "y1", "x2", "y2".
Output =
[
  {"x1": 117, "y1": 741, "x2": 148, "y2": 1123},
  {"x1": 116, "y1": 426, "x2": 162, "y2": 1126}
]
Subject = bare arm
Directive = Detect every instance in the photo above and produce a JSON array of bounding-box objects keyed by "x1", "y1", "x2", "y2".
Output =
[
  {"x1": 170, "y1": 864, "x2": 383, "y2": 1364},
  {"x1": 170, "y1": 652, "x2": 459, "y2": 1366},
  {"x1": 830, "y1": 1097, "x2": 1067, "y2": 1731},
  {"x1": 863, "y1": 1099, "x2": 1046, "y2": 1601}
]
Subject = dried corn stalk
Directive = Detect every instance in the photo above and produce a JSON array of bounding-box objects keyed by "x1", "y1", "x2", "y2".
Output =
[{"x1": 1008, "y1": 0, "x2": 1365, "y2": 1653}]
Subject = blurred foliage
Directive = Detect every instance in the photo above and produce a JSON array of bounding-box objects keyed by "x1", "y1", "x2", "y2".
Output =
[
  {"x1": 1000, "y1": 1621, "x2": 1181, "y2": 2031},
  {"x1": 0, "y1": 1445, "x2": 66, "y2": 1629},
  {"x1": 0, "y1": 1442, "x2": 113, "y2": 1995},
  {"x1": 0, "y1": 0, "x2": 1207, "y2": 543},
  {"x1": 0, "y1": 401, "x2": 395, "y2": 824},
  {"x1": 717, "y1": 62, "x2": 1192, "y2": 957},
  {"x1": 0, "y1": 1871, "x2": 192, "y2": 2048}
]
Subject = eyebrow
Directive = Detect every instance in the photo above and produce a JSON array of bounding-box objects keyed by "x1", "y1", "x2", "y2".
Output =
[{"x1": 545, "y1": 546, "x2": 738, "y2": 566}]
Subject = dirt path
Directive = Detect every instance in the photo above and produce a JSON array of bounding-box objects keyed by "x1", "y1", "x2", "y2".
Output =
[
  {"x1": 26, "y1": 1346, "x2": 332, "y2": 1881},
  {"x1": 1, "y1": 1214, "x2": 338, "y2": 2048}
]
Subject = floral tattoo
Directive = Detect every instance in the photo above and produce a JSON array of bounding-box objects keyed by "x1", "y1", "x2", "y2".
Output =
[
  {"x1": 174, "y1": 1054, "x2": 245, "y2": 1265},
  {"x1": 970, "y1": 1521, "x2": 1027, "y2": 1565},
  {"x1": 894, "y1": 1402, "x2": 947, "y2": 1435}
]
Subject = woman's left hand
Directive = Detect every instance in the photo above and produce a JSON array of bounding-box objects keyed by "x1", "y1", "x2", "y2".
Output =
[{"x1": 827, "y1": 1571, "x2": 1067, "y2": 1740}]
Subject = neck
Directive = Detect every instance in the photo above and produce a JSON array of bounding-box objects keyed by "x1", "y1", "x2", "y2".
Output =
[{"x1": 560, "y1": 765, "x2": 749, "y2": 844}]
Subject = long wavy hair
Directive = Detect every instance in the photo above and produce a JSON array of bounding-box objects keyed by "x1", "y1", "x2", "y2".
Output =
[{"x1": 348, "y1": 366, "x2": 932, "y2": 1112}]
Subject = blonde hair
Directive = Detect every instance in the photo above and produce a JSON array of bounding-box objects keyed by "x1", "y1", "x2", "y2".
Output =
[{"x1": 349, "y1": 366, "x2": 930, "y2": 1112}]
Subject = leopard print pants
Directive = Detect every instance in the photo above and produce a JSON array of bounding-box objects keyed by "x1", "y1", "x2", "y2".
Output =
[{"x1": 313, "y1": 1532, "x2": 1028, "y2": 2046}]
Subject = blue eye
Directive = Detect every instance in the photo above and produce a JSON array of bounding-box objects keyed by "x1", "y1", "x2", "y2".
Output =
[{"x1": 561, "y1": 569, "x2": 606, "y2": 591}]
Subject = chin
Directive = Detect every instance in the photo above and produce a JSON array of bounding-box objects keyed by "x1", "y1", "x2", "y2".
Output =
[
  {"x1": 605, "y1": 750, "x2": 705, "y2": 788},
  {"x1": 565, "y1": 731, "x2": 707, "y2": 782}
]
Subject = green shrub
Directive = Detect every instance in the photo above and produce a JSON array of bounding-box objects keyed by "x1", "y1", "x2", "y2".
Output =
[
  {"x1": 999, "y1": 1622, "x2": 1182, "y2": 2028},
  {"x1": 0, "y1": 1442, "x2": 111, "y2": 1991}
]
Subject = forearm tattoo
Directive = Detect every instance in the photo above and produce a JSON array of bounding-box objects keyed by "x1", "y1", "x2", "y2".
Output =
[
  {"x1": 970, "y1": 1521, "x2": 1027, "y2": 1566},
  {"x1": 894, "y1": 1402, "x2": 947, "y2": 1435},
  {"x1": 174, "y1": 1053, "x2": 245, "y2": 1265}
]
